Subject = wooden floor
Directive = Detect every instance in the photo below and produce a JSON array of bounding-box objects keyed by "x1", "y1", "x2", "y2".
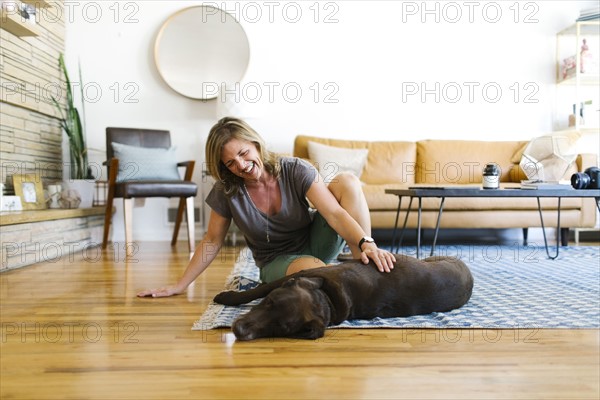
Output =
[{"x1": 1, "y1": 240, "x2": 599, "y2": 399}]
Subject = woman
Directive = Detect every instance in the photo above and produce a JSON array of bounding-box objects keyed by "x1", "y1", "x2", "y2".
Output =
[{"x1": 138, "y1": 117, "x2": 395, "y2": 298}]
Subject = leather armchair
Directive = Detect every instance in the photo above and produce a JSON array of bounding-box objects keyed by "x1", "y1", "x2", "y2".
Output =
[{"x1": 102, "y1": 127, "x2": 198, "y2": 252}]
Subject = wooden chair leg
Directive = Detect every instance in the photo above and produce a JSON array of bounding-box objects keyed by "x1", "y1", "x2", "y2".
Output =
[
  {"x1": 123, "y1": 198, "x2": 134, "y2": 254},
  {"x1": 102, "y1": 196, "x2": 114, "y2": 249},
  {"x1": 186, "y1": 196, "x2": 195, "y2": 252},
  {"x1": 103, "y1": 158, "x2": 118, "y2": 249},
  {"x1": 560, "y1": 228, "x2": 569, "y2": 247},
  {"x1": 171, "y1": 197, "x2": 186, "y2": 246}
]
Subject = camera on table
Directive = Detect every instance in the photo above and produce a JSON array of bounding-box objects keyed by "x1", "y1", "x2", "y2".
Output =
[{"x1": 571, "y1": 167, "x2": 600, "y2": 189}]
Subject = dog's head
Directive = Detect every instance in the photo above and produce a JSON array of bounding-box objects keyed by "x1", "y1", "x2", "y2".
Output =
[{"x1": 231, "y1": 276, "x2": 330, "y2": 341}]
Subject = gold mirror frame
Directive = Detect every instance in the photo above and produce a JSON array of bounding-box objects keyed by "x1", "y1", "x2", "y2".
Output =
[{"x1": 154, "y1": 5, "x2": 250, "y2": 100}]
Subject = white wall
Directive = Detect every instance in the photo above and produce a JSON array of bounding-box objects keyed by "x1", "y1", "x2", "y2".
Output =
[{"x1": 63, "y1": 0, "x2": 598, "y2": 242}]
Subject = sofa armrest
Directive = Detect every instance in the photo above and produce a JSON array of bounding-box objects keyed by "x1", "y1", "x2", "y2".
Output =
[
  {"x1": 574, "y1": 153, "x2": 599, "y2": 228},
  {"x1": 577, "y1": 153, "x2": 598, "y2": 172}
]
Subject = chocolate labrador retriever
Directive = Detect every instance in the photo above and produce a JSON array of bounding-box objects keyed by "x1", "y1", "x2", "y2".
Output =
[{"x1": 213, "y1": 255, "x2": 473, "y2": 341}]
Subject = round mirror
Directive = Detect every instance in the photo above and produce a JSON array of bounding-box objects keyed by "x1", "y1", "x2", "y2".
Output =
[{"x1": 154, "y1": 6, "x2": 250, "y2": 100}]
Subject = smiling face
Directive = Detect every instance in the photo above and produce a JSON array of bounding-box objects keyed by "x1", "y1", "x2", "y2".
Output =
[{"x1": 221, "y1": 138, "x2": 264, "y2": 182}]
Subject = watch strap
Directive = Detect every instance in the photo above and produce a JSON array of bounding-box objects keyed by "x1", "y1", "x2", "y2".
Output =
[{"x1": 358, "y1": 236, "x2": 374, "y2": 251}]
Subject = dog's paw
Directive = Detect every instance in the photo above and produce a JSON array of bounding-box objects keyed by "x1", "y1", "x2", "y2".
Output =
[{"x1": 213, "y1": 290, "x2": 242, "y2": 306}]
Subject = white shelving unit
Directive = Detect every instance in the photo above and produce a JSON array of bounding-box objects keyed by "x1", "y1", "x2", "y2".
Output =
[
  {"x1": 555, "y1": 21, "x2": 600, "y2": 130},
  {"x1": 556, "y1": 20, "x2": 600, "y2": 241}
]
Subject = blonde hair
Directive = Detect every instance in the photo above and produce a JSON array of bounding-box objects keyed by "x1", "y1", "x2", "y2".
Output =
[{"x1": 205, "y1": 117, "x2": 281, "y2": 196}]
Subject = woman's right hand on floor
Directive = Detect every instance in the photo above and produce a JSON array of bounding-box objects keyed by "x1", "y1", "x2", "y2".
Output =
[{"x1": 136, "y1": 286, "x2": 182, "y2": 298}]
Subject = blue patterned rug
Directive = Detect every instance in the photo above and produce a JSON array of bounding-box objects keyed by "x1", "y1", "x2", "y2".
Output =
[{"x1": 193, "y1": 245, "x2": 600, "y2": 330}]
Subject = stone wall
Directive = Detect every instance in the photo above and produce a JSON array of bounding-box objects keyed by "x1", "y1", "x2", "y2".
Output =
[
  {"x1": 1, "y1": 1, "x2": 66, "y2": 187},
  {"x1": 1, "y1": 214, "x2": 104, "y2": 271},
  {"x1": 1, "y1": 1, "x2": 105, "y2": 271}
]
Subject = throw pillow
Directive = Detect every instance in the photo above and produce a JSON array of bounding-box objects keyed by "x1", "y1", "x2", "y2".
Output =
[
  {"x1": 307, "y1": 141, "x2": 369, "y2": 183},
  {"x1": 111, "y1": 142, "x2": 181, "y2": 182},
  {"x1": 510, "y1": 142, "x2": 529, "y2": 164}
]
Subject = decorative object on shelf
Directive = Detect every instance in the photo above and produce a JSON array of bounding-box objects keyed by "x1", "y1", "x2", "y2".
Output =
[
  {"x1": 0, "y1": 182, "x2": 24, "y2": 211},
  {"x1": 556, "y1": 20, "x2": 599, "y2": 97},
  {"x1": 568, "y1": 102, "x2": 587, "y2": 127},
  {"x1": 59, "y1": 189, "x2": 81, "y2": 209},
  {"x1": 560, "y1": 38, "x2": 598, "y2": 79},
  {"x1": 0, "y1": 0, "x2": 41, "y2": 36},
  {"x1": 562, "y1": 54, "x2": 576, "y2": 80},
  {"x1": 581, "y1": 38, "x2": 591, "y2": 73},
  {"x1": 51, "y1": 53, "x2": 92, "y2": 181},
  {"x1": 0, "y1": 196, "x2": 22, "y2": 211},
  {"x1": 18, "y1": 2, "x2": 35, "y2": 24},
  {"x1": 12, "y1": 174, "x2": 46, "y2": 210},
  {"x1": 519, "y1": 134, "x2": 579, "y2": 183},
  {"x1": 62, "y1": 180, "x2": 94, "y2": 208},
  {"x1": 47, "y1": 184, "x2": 61, "y2": 209},
  {"x1": 93, "y1": 180, "x2": 107, "y2": 207},
  {"x1": 51, "y1": 53, "x2": 96, "y2": 208}
]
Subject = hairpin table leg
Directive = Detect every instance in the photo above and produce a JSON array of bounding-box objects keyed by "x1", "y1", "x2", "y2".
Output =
[
  {"x1": 417, "y1": 197, "x2": 422, "y2": 259},
  {"x1": 537, "y1": 197, "x2": 561, "y2": 260},
  {"x1": 391, "y1": 196, "x2": 402, "y2": 254},
  {"x1": 430, "y1": 197, "x2": 446, "y2": 257},
  {"x1": 392, "y1": 196, "x2": 414, "y2": 254}
]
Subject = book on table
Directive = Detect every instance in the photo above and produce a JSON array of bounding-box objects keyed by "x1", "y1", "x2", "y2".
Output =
[{"x1": 520, "y1": 180, "x2": 574, "y2": 190}]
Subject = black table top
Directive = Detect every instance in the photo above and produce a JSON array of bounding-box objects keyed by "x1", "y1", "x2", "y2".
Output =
[{"x1": 385, "y1": 187, "x2": 600, "y2": 198}]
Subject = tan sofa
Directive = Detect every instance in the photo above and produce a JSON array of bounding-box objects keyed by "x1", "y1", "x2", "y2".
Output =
[{"x1": 294, "y1": 135, "x2": 597, "y2": 236}]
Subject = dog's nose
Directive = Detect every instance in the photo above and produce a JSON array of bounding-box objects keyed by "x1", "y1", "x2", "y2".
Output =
[{"x1": 232, "y1": 320, "x2": 256, "y2": 341}]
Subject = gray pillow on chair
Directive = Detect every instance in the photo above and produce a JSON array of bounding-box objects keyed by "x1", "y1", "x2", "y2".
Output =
[{"x1": 111, "y1": 142, "x2": 181, "y2": 182}]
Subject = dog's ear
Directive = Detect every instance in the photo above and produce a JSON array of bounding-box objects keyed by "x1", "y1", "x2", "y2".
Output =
[
  {"x1": 301, "y1": 277, "x2": 324, "y2": 290},
  {"x1": 283, "y1": 277, "x2": 324, "y2": 290},
  {"x1": 293, "y1": 319, "x2": 325, "y2": 340},
  {"x1": 282, "y1": 277, "x2": 297, "y2": 288}
]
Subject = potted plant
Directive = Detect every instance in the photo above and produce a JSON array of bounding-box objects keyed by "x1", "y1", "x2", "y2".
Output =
[{"x1": 51, "y1": 53, "x2": 94, "y2": 207}]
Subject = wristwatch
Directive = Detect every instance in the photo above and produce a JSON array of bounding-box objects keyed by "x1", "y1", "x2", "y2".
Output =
[{"x1": 358, "y1": 236, "x2": 375, "y2": 251}]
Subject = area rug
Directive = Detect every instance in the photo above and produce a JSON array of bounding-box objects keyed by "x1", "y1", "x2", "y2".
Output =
[{"x1": 192, "y1": 245, "x2": 600, "y2": 330}]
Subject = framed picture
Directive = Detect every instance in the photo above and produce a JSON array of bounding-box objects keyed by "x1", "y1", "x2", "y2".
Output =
[{"x1": 12, "y1": 174, "x2": 46, "y2": 210}]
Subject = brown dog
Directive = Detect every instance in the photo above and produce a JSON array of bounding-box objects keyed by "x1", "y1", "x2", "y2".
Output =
[{"x1": 213, "y1": 255, "x2": 474, "y2": 341}]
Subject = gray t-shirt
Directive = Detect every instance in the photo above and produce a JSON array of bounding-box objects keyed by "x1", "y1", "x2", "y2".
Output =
[{"x1": 206, "y1": 157, "x2": 318, "y2": 267}]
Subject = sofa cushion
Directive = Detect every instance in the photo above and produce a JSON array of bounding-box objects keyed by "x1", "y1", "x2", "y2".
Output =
[
  {"x1": 416, "y1": 140, "x2": 529, "y2": 184},
  {"x1": 294, "y1": 135, "x2": 416, "y2": 185},
  {"x1": 294, "y1": 135, "x2": 369, "y2": 158},
  {"x1": 307, "y1": 141, "x2": 369, "y2": 183},
  {"x1": 361, "y1": 141, "x2": 417, "y2": 185}
]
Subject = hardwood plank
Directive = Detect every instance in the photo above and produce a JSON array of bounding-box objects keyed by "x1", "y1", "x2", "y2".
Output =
[{"x1": 1, "y1": 242, "x2": 598, "y2": 399}]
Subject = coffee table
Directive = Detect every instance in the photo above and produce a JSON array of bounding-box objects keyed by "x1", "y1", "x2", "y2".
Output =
[{"x1": 385, "y1": 187, "x2": 600, "y2": 259}]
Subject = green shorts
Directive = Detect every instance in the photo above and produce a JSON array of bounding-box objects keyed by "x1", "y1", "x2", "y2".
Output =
[{"x1": 259, "y1": 212, "x2": 345, "y2": 283}]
